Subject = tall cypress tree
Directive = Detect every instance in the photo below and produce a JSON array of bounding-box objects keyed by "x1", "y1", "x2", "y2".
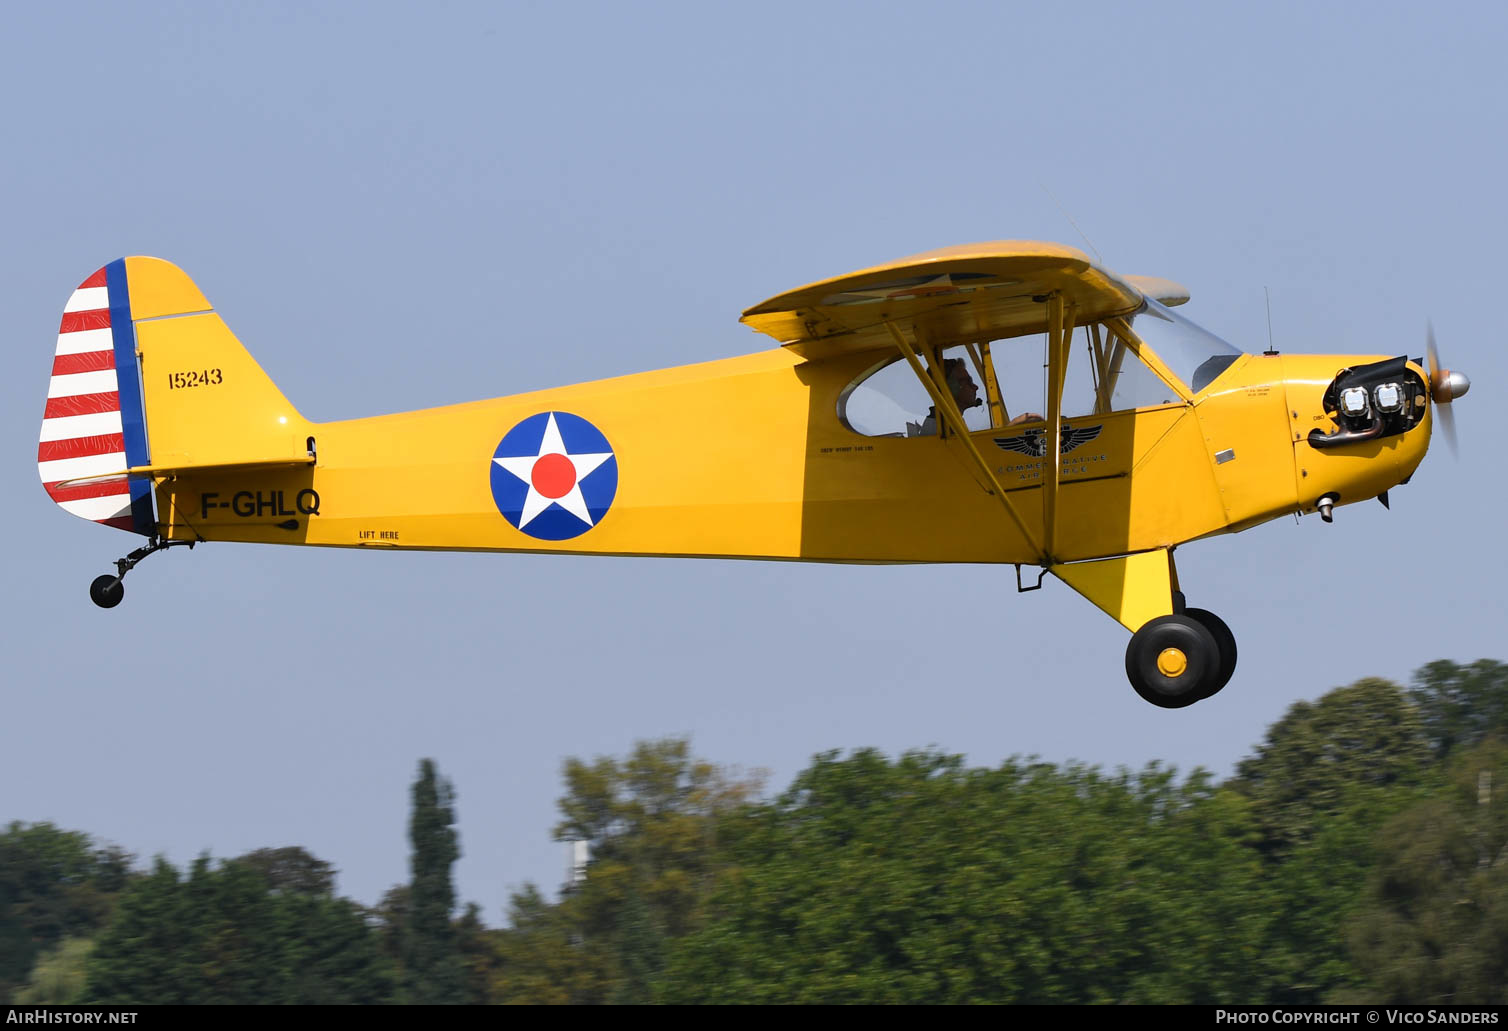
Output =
[{"x1": 403, "y1": 759, "x2": 464, "y2": 1004}]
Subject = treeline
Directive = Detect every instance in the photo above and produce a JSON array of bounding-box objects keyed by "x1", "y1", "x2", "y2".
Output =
[{"x1": 3, "y1": 659, "x2": 1506, "y2": 1004}]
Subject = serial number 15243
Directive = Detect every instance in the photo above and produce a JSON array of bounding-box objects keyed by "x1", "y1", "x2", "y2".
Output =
[{"x1": 168, "y1": 369, "x2": 223, "y2": 389}]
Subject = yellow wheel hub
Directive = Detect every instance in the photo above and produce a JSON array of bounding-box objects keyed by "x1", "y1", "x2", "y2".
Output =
[{"x1": 1157, "y1": 648, "x2": 1189, "y2": 678}]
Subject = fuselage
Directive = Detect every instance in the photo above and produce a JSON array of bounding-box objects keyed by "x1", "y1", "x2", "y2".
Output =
[{"x1": 155, "y1": 345, "x2": 1432, "y2": 565}]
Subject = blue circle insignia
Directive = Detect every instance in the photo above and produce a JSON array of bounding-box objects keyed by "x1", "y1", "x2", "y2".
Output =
[{"x1": 489, "y1": 412, "x2": 618, "y2": 541}]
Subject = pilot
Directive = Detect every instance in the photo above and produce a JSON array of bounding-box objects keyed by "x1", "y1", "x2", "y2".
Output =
[{"x1": 913, "y1": 357, "x2": 983, "y2": 436}]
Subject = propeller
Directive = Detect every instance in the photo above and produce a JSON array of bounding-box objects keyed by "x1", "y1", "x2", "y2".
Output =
[{"x1": 1426, "y1": 322, "x2": 1470, "y2": 455}]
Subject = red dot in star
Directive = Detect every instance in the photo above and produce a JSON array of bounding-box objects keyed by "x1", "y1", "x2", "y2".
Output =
[{"x1": 531, "y1": 453, "x2": 577, "y2": 499}]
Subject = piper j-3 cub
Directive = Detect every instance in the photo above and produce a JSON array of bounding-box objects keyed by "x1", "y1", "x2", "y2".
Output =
[{"x1": 39, "y1": 244, "x2": 1469, "y2": 707}]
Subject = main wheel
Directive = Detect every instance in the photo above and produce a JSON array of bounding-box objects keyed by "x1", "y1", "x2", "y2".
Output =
[
  {"x1": 1184, "y1": 608, "x2": 1236, "y2": 700},
  {"x1": 1125, "y1": 614, "x2": 1219, "y2": 708},
  {"x1": 89, "y1": 575, "x2": 124, "y2": 609}
]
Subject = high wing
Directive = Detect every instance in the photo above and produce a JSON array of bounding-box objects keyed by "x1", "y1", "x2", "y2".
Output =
[
  {"x1": 741, "y1": 241, "x2": 1156, "y2": 359},
  {"x1": 741, "y1": 241, "x2": 1190, "y2": 568}
]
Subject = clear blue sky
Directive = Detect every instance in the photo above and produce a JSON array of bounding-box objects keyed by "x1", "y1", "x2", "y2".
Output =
[{"x1": 4, "y1": 1, "x2": 1503, "y2": 922}]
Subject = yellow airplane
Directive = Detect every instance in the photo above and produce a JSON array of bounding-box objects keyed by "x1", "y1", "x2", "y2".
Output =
[{"x1": 38, "y1": 244, "x2": 1470, "y2": 707}]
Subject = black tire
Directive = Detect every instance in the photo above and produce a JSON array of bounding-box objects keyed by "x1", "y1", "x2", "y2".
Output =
[
  {"x1": 1125, "y1": 614, "x2": 1219, "y2": 709},
  {"x1": 89, "y1": 575, "x2": 124, "y2": 609},
  {"x1": 1184, "y1": 607, "x2": 1236, "y2": 700}
]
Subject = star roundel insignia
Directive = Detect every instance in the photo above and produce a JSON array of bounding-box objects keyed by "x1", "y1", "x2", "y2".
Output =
[{"x1": 490, "y1": 412, "x2": 618, "y2": 541}]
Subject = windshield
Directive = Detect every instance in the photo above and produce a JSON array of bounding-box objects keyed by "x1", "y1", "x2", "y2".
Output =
[{"x1": 1126, "y1": 299, "x2": 1243, "y2": 394}]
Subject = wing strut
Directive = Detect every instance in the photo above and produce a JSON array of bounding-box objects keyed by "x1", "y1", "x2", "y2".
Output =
[
  {"x1": 885, "y1": 321, "x2": 1044, "y2": 559},
  {"x1": 1041, "y1": 294, "x2": 1078, "y2": 564}
]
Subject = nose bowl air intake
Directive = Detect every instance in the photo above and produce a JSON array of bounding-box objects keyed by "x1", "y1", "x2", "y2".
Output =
[{"x1": 1307, "y1": 356, "x2": 1429, "y2": 450}]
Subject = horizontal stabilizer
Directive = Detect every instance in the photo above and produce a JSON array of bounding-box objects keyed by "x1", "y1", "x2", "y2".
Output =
[{"x1": 53, "y1": 455, "x2": 316, "y2": 492}]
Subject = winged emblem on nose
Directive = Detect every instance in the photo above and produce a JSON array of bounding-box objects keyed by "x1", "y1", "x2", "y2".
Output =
[{"x1": 994, "y1": 424, "x2": 1103, "y2": 457}]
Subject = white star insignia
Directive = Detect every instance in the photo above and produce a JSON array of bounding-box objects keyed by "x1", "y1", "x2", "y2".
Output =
[{"x1": 493, "y1": 413, "x2": 613, "y2": 529}]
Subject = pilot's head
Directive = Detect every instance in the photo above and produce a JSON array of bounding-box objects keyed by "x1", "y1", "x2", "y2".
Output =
[{"x1": 943, "y1": 357, "x2": 981, "y2": 411}]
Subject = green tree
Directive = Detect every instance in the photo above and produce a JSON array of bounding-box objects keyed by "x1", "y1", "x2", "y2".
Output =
[
  {"x1": 1409, "y1": 659, "x2": 1508, "y2": 761},
  {"x1": 454, "y1": 903, "x2": 498, "y2": 1005},
  {"x1": 402, "y1": 758, "x2": 464, "y2": 1004},
  {"x1": 0, "y1": 823, "x2": 130, "y2": 1002},
  {"x1": 1231, "y1": 678, "x2": 1435, "y2": 1001},
  {"x1": 83, "y1": 853, "x2": 393, "y2": 1003},
  {"x1": 492, "y1": 739, "x2": 760, "y2": 1004},
  {"x1": 491, "y1": 884, "x2": 617, "y2": 1004},
  {"x1": 237, "y1": 846, "x2": 336, "y2": 897},
  {"x1": 371, "y1": 884, "x2": 410, "y2": 978},
  {"x1": 1258, "y1": 780, "x2": 1429, "y2": 1003},
  {"x1": 1345, "y1": 738, "x2": 1508, "y2": 1004},
  {"x1": 1234, "y1": 677, "x2": 1431, "y2": 856},
  {"x1": 658, "y1": 750, "x2": 1275, "y2": 1004},
  {"x1": 14, "y1": 938, "x2": 92, "y2": 1004}
]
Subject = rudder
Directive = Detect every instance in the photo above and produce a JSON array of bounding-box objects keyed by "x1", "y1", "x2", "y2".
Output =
[{"x1": 39, "y1": 261, "x2": 153, "y2": 534}]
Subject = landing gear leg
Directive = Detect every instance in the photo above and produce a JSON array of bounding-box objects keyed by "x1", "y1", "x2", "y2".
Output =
[{"x1": 88, "y1": 536, "x2": 195, "y2": 609}]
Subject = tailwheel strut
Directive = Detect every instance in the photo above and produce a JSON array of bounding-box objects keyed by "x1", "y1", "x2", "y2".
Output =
[{"x1": 89, "y1": 536, "x2": 195, "y2": 609}]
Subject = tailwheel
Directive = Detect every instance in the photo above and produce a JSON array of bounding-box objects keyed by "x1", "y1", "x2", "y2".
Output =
[
  {"x1": 1183, "y1": 608, "x2": 1236, "y2": 701},
  {"x1": 89, "y1": 575, "x2": 124, "y2": 609},
  {"x1": 1125, "y1": 614, "x2": 1220, "y2": 709}
]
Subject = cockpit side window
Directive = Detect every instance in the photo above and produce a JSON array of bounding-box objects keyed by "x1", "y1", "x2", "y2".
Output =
[
  {"x1": 839, "y1": 346, "x2": 993, "y2": 437},
  {"x1": 1061, "y1": 323, "x2": 1181, "y2": 416},
  {"x1": 838, "y1": 320, "x2": 1191, "y2": 438}
]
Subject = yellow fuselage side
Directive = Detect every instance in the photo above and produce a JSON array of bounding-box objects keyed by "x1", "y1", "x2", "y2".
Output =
[{"x1": 153, "y1": 346, "x2": 1432, "y2": 565}]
